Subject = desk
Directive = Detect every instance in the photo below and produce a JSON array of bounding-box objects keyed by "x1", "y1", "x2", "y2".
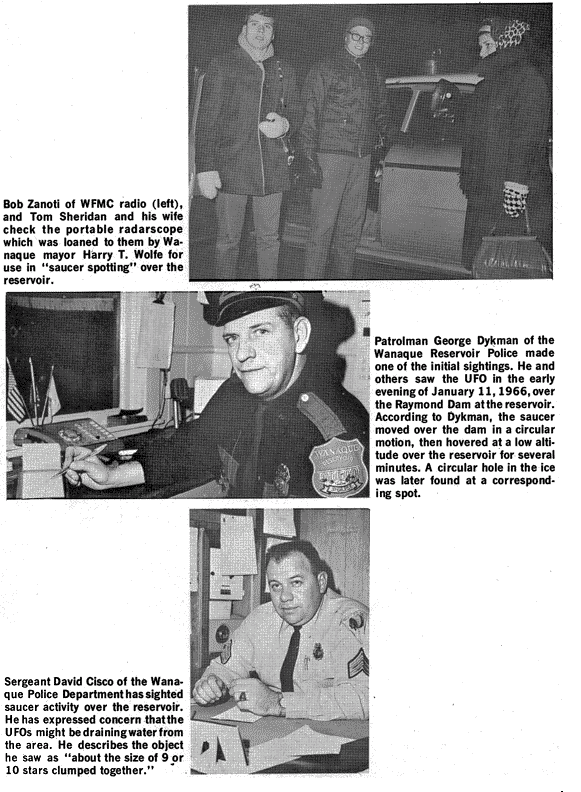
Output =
[
  {"x1": 191, "y1": 700, "x2": 369, "y2": 774},
  {"x1": 7, "y1": 427, "x2": 225, "y2": 500}
]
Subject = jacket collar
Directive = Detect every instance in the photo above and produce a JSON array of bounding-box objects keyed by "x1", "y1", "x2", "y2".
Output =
[
  {"x1": 476, "y1": 45, "x2": 527, "y2": 77},
  {"x1": 229, "y1": 357, "x2": 323, "y2": 410}
]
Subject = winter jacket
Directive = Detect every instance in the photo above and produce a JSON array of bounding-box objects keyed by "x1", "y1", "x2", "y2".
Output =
[
  {"x1": 195, "y1": 47, "x2": 300, "y2": 196},
  {"x1": 299, "y1": 50, "x2": 386, "y2": 159},
  {"x1": 460, "y1": 46, "x2": 552, "y2": 200}
]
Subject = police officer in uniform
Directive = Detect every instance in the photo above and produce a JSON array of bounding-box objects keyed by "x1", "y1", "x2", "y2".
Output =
[
  {"x1": 193, "y1": 540, "x2": 369, "y2": 720},
  {"x1": 64, "y1": 292, "x2": 369, "y2": 498}
]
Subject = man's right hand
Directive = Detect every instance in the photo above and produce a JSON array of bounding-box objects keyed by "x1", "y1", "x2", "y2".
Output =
[
  {"x1": 63, "y1": 448, "x2": 145, "y2": 490},
  {"x1": 192, "y1": 674, "x2": 227, "y2": 706},
  {"x1": 197, "y1": 171, "x2": 222, "y2": 200},
  {"x1": 63, "y1": 446, "x2": 113, "y2": 489}
]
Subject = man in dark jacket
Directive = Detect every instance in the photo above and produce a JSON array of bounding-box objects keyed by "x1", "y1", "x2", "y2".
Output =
[
  {"x1": 195, "y1": 9, "x2": 300, "y2": 279},
  {"x1": 299, "y1": 16, "x2": 385, "y2": 279},
  {"x1": 460, "y1": 18, "x2": 552, "y2": 268},
  {"x1": 63, "y1": 292, "x2": 369, "y2": 499}
]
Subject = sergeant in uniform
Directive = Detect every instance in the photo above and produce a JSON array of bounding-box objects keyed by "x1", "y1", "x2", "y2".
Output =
[
  {"x1": 64, "y1": 292, "x2": 369, "y2": 498},
  {"x1": 193, "y1": 540, "x2": 369, "y2": 720}
]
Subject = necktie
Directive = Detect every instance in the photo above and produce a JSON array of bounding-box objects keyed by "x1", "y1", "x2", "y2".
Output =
[
  {"x1": 280, "y1": 626, "x2": 301, "y2": 692},
  {"x1": 238, "y1": 401, "x2": 266, "y2": 496}
]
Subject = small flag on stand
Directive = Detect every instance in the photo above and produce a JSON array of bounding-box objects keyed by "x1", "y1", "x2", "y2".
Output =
[
  {"x1": 6, "y1": 357, "x2": 28, "y2": 423},
  {"x1": 39, "y1": 365, "x2": 61, "y2": 426},
  {"x1": 44, "y1": 367, "x2": 61, "y2": 424}
]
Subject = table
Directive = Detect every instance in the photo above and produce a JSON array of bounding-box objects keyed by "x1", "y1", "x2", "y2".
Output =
[
  {"x1": 191, "y1": 700, "x2": 369, "y2": 774},
  {"x1": 7, "y1": 427, "x2": 225, "y2": 499}
]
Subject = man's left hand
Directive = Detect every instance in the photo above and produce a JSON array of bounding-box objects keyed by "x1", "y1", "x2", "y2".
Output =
[
  {"x1": 229, "y1": 679, "x2": 283, "y2": 716},
  {"x1": 259, "y1": 112, "x2": 290, "y2": 139}
]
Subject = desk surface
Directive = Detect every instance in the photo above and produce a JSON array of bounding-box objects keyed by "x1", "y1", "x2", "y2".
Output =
[
  {"x1": 192, "y1": 700, "x2": 369, "y2": 774},
  {"x1": 7, "y1": 427, "x2": 225, "y2": 500}
]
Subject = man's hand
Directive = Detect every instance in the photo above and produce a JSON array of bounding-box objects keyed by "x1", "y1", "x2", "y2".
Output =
[
  {"x1": 63, "y1": 446, "x2": 112, "y2": 489},
  {"x1": 63, "y1": 448, "x2": 144, "y2": 490},
  {"x1": 258, "y1": 112, "x2": 290, "y2": 139},
  {"x1": 197, "y1": 171, "x2": 222, "y2": 200},
  {"x1": 229, "y1": 679, "x2": 283, "y2": 717},
  {"x1": 192, "y1": 674, "x2": 228, "y2": 706}
]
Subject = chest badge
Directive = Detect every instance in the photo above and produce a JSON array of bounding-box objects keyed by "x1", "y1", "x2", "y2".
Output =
[
  {"x1": 309, "y1": 437, "x2": 368, "y2": 497},
  {"x1": 313, "y1": 643, "x2": 324, "y2": 660},
  {"x1": 274, "y1": 463, "x2": 291, "y2": 497}
]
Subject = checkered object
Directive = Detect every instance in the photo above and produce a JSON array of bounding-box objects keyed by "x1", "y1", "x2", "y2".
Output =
[{"x1": 503, "y1": 185, "x2": 527, "y2": 218}]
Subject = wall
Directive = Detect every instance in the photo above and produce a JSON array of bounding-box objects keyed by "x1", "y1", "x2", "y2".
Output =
[{"x1": 298, "y1": 509, "x2": 370, "y2": 606}]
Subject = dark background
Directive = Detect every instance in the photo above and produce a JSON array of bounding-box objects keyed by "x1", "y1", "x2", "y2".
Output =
[{"x1": 189, "y1": 4, "x2": 552, "y2": 101}]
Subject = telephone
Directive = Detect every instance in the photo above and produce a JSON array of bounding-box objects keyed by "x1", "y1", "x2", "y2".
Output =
[{"x1": 13, "y1": 418, "x2": 124, "y2": 454}]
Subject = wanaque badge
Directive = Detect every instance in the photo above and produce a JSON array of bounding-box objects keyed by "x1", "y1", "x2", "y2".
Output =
[{"x1": 309, "y1": 437, "x2": 368, "y2": 497}]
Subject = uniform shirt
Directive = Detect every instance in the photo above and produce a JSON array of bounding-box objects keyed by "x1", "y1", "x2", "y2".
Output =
[
  {"x1": 138, "y1": 362, "x2": 369, "y2": 498},
  {"x1": 202, "y1": 591, "x2": 369, "y2": 721}
]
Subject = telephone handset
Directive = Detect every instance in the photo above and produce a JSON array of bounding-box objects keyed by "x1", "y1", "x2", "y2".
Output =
[{"x1": 13, "y1": 418, "x2": 124, "y2": 454}]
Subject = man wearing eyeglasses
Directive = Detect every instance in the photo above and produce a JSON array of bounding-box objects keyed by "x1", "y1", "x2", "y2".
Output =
[{"x1": 299, "y1": 17, "x2": 386, "y2": 279}]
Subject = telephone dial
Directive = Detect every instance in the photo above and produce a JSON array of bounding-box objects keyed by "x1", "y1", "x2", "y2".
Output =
[{"x1": 13, "y1": 418, "x2": 124, "y2": 454}]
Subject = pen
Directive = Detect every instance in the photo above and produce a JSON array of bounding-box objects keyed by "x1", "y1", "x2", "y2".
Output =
[{"x1": 51, "y1": 443, "x2": 108, "y2": 478}]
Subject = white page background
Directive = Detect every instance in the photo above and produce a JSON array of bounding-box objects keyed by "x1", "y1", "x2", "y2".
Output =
[{"x1": 1, "y1": 1, "x2": 578, "y2": 789}]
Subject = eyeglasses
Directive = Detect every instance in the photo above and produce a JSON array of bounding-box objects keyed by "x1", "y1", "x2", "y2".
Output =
[{"x1": 349, "y1": 32, "x2": 372, "y2": 44}]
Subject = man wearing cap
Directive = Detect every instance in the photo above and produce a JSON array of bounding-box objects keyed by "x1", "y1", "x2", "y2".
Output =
[
  {"x1": 193, "y1": 540, "x2": 369, "y2": 720},
  {"x1": 298, "y1": 16, "x2": 388, "y2": 279},
  {"x1": 64, "y1": 292, "x2": 369, "y2": 498},
  {"x1": 194, "y1": 8, "x2": 300, "y2": 279}
]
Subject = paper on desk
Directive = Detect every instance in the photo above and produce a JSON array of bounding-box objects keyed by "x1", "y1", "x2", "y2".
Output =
[
  {"x1": 246, "y1": 727, "x2": 354, "y2": 773},
  {"x1": 211, "y1": 706, "x2": 261, "y2": 723},
  {"x1": 277, "y1": 725, "x2": 354, "y2": 755},
  {"x1": 247, "y1": 741, "x2": 293, "y2": 773},
  {"x1": 21, "y1": 445, "x2": 64, "y2": 499}
]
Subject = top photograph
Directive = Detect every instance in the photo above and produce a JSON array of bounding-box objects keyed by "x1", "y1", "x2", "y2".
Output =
[{"x1": 188, "y1": 3, "x2": 553, "y2": 282}]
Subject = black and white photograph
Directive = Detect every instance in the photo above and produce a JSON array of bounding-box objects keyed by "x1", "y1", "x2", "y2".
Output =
[
  {"x1": 190, "y1": 508, "x2": 369, "y2": 773},
  {"x1": 6, "y1": 290, "x2": 369, "y2": 499},
  {"x1": 189, "y1": 4, "x2": 552, "y2": 280}
]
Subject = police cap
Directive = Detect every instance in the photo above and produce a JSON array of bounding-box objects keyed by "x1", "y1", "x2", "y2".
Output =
[{"x1": 204, "y1": 291, "x2": 307, "y2": 327}]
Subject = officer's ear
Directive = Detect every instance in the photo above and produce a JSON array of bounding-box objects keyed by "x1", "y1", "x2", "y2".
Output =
[
  {"x1": 293, "y1": 316, "x2": 311, "y2": 354},
  {"x1": 317, "y1": 570, "x2": 328, "y2": 594}
]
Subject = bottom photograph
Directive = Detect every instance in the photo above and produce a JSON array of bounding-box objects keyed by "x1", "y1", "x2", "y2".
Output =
[{"x1": 190, "y1": 508, "x2": 369, "y2": 774}]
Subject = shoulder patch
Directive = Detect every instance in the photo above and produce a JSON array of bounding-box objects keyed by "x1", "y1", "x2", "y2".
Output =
[
  {"x1": 347, "y1": 648, "x2": 369, "y2": 679},
  {"x1": 347, "y1": 612, "x2": 366, "y2": 631},
  {"x1": 297, "y1": 392, "x2": 346, "y2": 440},
  {"x1": 220, "y1": 640, "x2": 232, "y2": 665},
  {"x1": 309, "y1": 437, "x2": 368, "y2": 497}
]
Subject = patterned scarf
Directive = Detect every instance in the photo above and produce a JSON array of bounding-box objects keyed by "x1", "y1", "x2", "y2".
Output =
[
  {"x1": 238, "y1": 30, "x2": 274, "y2": 63},
  {"x1": 481, "y1": 18, "x2": 531, "y2": 50}
]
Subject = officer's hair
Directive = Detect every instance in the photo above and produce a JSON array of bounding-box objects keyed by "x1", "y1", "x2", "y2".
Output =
[
  {"x1": 265, "y1": 540, "x2": 324, "y2": 576},
  {"x1": 276, "y1": 304, "x2": 303, "y2": 330}
]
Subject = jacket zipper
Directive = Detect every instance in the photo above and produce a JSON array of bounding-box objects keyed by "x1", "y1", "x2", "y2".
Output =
[{"x1": 257, "y1": 63, "x2": 266, "y2": 195}]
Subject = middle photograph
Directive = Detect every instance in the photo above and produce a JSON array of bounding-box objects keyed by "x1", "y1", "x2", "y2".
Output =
[{"x1": 7, "y1": 290, "x2": 369, "y2": 500}]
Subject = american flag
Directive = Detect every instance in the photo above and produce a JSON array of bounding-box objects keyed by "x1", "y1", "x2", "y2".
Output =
[{"x1": 6, "y1": 357, "x2": 27, "y2": 423}]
